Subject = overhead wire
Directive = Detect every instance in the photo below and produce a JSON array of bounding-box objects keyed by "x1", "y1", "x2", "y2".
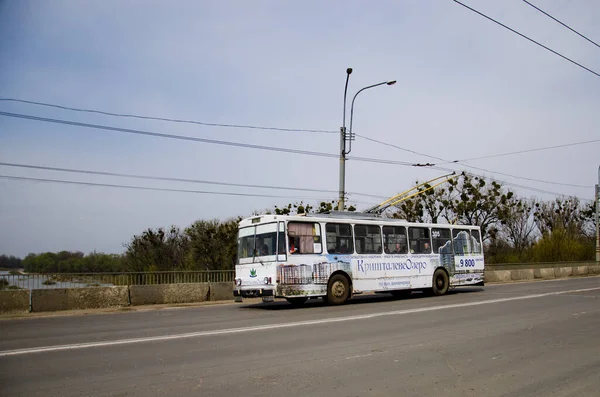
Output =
[
  {"x1": 0, "y1": 103, "x2": 593, "y2": 194},
  {"x1": 0, "y1": 98, "x2": 337, "y2": 134},
  {"x1": 411, "y1": 165, "x2": 592, "y2": 201},
  {"x1": 8, "y1": 96, "x2": 594, "y2": 173},
  {"x1": 521, "y1": 0, "x2": 600, "y2": 49},
  {"x1": 446, "y1": 139, "x2": 600, "y2": 164},
  {"x1": 0, "y1": 111, "x2": 416, "y2": 168},
  {"x1": 453, "y1": 0, "x2": 600, "y2": 78},
  {"x1": 2, "y1": 100, "x2": 595, "y2": 185},
  {"x1": 0, "y1": 161, "x2": 382, "y2": 199},
  {"x1": 0, "y1": 175, "x2": 335, "y2": 200},
  {"x1": 461, "y1": 164, "x2": 591, "y2": 189}
]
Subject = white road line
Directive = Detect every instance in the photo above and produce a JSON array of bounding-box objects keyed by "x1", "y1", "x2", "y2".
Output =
[{"x1": 1, "y1": 286, "x2": 598, "y2": 357}]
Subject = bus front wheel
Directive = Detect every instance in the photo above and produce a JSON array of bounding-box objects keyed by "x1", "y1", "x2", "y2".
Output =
[
  {"x1": 326, "y1": 274, "x2": 350, "y2": 305},
  {"x1": 432, "y1": 268, "x2": 449, "y2": 296}
]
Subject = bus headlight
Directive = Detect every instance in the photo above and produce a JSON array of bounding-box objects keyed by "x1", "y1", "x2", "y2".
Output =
[
  {"x1": 236, "y1": 278, "x2": 242, "y2": 286},
  {"x1": 264, "y1": 277, "x2": 269, "y2": 285}
]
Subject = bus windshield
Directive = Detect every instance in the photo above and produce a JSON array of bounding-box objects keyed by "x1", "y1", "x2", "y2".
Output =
[{"x1": 237, "y1": 223, "x2": 283, "y2": 260}]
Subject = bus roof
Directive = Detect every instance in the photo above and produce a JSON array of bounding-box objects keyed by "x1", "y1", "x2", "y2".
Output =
[{"x1": 238, "y1": 211, "x2": 482, "y2": 230}]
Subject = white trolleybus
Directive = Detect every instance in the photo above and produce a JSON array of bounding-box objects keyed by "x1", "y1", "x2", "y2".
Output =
[{"x1": 233, "y1": 210, "x2": 485, "y2": 306}]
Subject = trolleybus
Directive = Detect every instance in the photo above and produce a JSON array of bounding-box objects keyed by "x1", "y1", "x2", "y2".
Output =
[{"x1": 233, "y1": 210, "x2": 485, "y2": 305}]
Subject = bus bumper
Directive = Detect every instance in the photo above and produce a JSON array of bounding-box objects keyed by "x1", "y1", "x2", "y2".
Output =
[{"x1": 233, "y1": 287, "x2": 275, "y2": 300}]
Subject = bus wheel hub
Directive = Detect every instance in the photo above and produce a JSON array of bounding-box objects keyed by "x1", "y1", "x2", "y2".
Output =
[{"x1": 332, "y1": 281, "x2": 345, "y2": 297}]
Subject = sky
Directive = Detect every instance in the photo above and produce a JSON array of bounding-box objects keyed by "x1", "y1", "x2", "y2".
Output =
[{"x1": 0, "y1": 0, "x2": 599, "y2": 258}]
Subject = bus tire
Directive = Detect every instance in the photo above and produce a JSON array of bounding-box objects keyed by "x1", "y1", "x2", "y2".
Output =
[
  {"x1": 432, "y1": 268, "x2": 449, "y2": 296},
  {"x1": 286, "y1": 297, "x2": 308, "y2": 306},
  {"x1": 326, "y1": 273, "x2": 350, "y2": 305}
]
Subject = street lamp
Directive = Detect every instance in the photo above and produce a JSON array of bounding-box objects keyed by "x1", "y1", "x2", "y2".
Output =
[
  {"x1": 337, "y1": 75, "x2": 396, "y2": 211},
  {"x1": 338, "y1": 68, "x2": 353, "y2": 212},
  {"x1": 347, "y1": 80, "x2": 397, "y2": 155}
]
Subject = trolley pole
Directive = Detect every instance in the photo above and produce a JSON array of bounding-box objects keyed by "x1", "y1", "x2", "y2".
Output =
[{"x1": 596, "y1": 165, "x2": 599, "y2": 262}]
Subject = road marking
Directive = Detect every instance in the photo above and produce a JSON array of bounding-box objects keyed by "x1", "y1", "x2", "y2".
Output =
[{"x1": 1, "y1": 286, "x2": 598, "y2": 357}]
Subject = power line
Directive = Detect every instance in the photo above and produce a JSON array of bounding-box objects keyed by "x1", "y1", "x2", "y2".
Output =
[
  {"x1": 491, "y1": 178, "x2": 592, "y2": 202},
  {"x1": 0, "y1": 175, "x2": 336, "y2": 200},
  {"x1": 398, "y1": 150, "x2": 592, "y2": 189},
  {"x1": 355, "y1": 134, "x2": 447, "y2": 162},
  {"x1": 0, "y1": 97, "x2": 457, "y2": 162},
  {"x1": 420, "y1": 164, "x2": 592, "y2": 201},
  {"x1": 453, "y1": 0, "x2": 600, "y2": 78},
  {"x1": 0, "y1": 111, "x2": 338, "y2": 158},
  {"x1": 1, "y1": 108, "x2": 592, "y2": 193},
  {"x1": 0, "y1": 97, "x2": 464, "y2": 163},
  {"x1": 521, "y1": 0, "x2": 600, "y2": 49},
  {"x1": 357, "y1": 131, "x2": 596, "y2": 189},
  {"x1": 445, "y1": 139, "x2": 600, "y2": 164},
  {"x1": 462, "y1": 163, "x2": 591, "y2": 189},
  {"x1": 3, "y1": 99, "x2": 595, "y2": 186},
  {"x1": 0, "y1": 111, "x2": 416, "y2": 168},
  {"x1": 0, "y1": 161, "x2": 381, "y2": 199},
  {"x1": 10, "y1": 95, "x2": 580, "y2": 171},
  {"x1": 0, "y1": 98, "x2": 337, "y2": 134}
]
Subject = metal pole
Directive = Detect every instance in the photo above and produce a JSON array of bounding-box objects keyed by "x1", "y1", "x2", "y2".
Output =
[
  {"x1": 596, "y1": 165, "x2": 599, "y2": 262},
  {"x1": 338, "y1": 68, "x2": 352, "y2": 211}
]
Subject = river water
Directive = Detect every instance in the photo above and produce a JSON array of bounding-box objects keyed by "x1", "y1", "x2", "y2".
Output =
[{"x1": 0, "y1": 270, "x2": 115, "y2": 290}]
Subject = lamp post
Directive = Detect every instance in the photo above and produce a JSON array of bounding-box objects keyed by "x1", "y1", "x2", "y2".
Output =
[
  {"x1": 338, "y1": 68, "x2": 353, "y2": 212},
  {"x1": 337, "y1": 74, "x2": 396, "y2": 211}
]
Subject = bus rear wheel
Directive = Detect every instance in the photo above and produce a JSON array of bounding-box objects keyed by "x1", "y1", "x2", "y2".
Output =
[
  {"x1": 432, "y1": 268, "x2": 449, "y2": 296},
  {"x1": 326, "y1": 274, "x2": 350, "y2": 305}
]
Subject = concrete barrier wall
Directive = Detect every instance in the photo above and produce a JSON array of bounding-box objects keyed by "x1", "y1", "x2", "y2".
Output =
[
  {"x1": 485, "y1": 262, "x2": 600, "y2": 283},
  {"x1": 210, "y1": 282, "x2": 233, "y2": 301},
  {"x1": 31, "y1": 289, "x2": 69, "y2": 312},
  {"x1": 129, "y1": 283, "x2": 209, "y2": 306},
  {"x1": 2, "y1": 263, "x2": 598, "y2": 314},
  {"x1": 31, "y1": 287, "x2": 129, "y2": 312},
  {"x1": 483, "y1": 270, "x2": 511, "y2": 283},
  {"x1": 68, "y1": 287, "x2": 129, "y2": 310},
  {"x1": 0, "y1": 290, "x2": 30, "y2": 313}
]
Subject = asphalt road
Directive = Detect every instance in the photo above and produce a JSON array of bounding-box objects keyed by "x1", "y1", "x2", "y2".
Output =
[{"x1": 1, "y1": 277, "x2": 599, "y2": 397}]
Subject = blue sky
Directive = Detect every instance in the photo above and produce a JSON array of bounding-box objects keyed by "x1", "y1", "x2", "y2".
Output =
[{"x1": 1, "y1": 0, "x2": 599, "y2": 257}]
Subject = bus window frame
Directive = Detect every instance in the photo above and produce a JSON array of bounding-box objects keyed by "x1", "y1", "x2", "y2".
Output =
[
  {"x1": 408, "y1": 226, "x2": 432, "y2": 254},
  {"x1": 287, "y1": 221, "x2": 323, "y2": 255},
  {"x1": 325, "y1": 222, "x2": 354, "y2": 255},
  {"x1": 354, "y1": 224, "x2": 383, "y2": 255},
  {"x1": 431, "y1": 227, "x2": 453, "y2": 254},
  {"x1": 382, "y1": 225, "x2": 408, "y2": 254}
]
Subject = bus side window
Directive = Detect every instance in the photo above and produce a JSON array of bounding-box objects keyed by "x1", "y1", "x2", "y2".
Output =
[
  {"x1": 408, "y1": 227, "x2": 431, "y2": 254},
  {"x1": 431, "y1": 228, "x2": 452, "y2": 254},
  {"x1": 354, "y1": 224, "x2": 382, "y2": 254},
  {"x1": 383, "y1": 225, "x2": 407, "y2": 254},
  {"x1": 470, "y1": 230, "x2": 482, "y2": 254},
  {"x1": 452, "y1": 229, "x2": 470, "y2": 255},
  {"x1": 288, "y1": 222, "x2": 322, "y2": 254},
  {"x1": 326, "y1": 223, "x2": 354, "y2": 254}
]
